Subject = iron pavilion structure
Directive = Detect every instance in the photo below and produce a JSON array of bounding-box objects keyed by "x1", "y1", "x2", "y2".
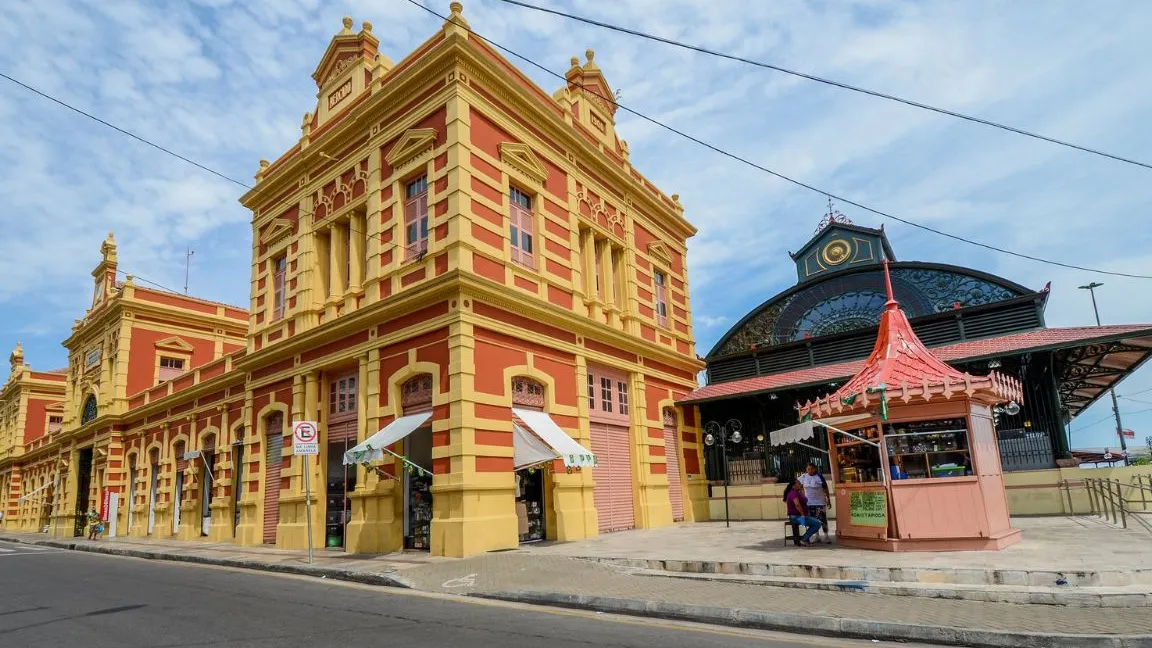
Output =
[{"x1": 681, "y1": 214, "x2": 1152, "y2": 484}]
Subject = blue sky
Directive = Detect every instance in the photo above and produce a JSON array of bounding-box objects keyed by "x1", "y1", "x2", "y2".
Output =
[{"x1": 1, "y1": 0, "x2": 1150, "y2": 452}]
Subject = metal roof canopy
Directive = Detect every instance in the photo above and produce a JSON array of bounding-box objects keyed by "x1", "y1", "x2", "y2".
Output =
[{"x1": 681, "y1": 326, "x2": 1152, "y2": 420}]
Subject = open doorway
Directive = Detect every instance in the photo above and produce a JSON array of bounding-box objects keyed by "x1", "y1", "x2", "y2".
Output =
[
  {"x1": 173, "y1": 442, "x2": 186, "y2": 535},
  {"x1": 148, "y1": 450, "x2": 159, "y2": 534},
  {"x1": 402, "y1": 424, "x2": 433, "y2": 550},
  {"x1": 325, "y1": 373, "x2": 358, "y2": 550},
  {"x1": 200, "y1": 438, "x2": 215, "y2": 537},
  {"x1": 74, "y1": 447, "x2": 93, "y2": 537}
]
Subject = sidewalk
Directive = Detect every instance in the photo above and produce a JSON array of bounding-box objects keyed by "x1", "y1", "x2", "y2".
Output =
[{"x1": 3, "y1": 529, "x2": 1151, "y2": 648}]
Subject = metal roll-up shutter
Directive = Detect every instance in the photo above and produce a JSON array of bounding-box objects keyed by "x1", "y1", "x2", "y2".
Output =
[
  {"x1": 327, "y1": 421, "x2": 358, "y2": 444},
  {"x1": 664, "y1": 423, "x2": 685, "y2": 522},
  {"x1": 262, "y1": 432, "x2": 283, "y2": 544},
  {"x1": 176, "y1": 454, "x2": 188, "y2": 473},
  {"x1": 590, "y1": 422, "x2": 635, "y2": 533}
]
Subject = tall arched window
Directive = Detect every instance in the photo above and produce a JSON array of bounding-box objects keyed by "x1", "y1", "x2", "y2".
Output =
[{"x1": 81, "y1": 395, "x2": 98, "y2": 425}]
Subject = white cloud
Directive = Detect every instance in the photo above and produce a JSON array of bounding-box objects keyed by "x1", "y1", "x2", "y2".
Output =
[{"x1": 0, "y1": 0, "x2": 1149, "y2": 449}]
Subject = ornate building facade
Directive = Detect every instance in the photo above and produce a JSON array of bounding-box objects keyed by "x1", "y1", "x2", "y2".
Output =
[{"x1": 0, "y1": 5, "x2": 706, "y2": 557}]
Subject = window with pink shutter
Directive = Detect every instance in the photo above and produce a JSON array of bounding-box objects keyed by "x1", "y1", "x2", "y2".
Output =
[
  {"x1": 509, "y1": 187, "x2": 535, "y2": 268},
  {"x1": 158, "y1": 357, "x2": 184, "y2": 383},
  {"x1": 654, "y1": 270, "x2": 669, "y2": 327},
  {"x1": 272, "y1": 255, "x2": 287, "y2": 321},
  {"x1": 404, "y1": 176, "x2": 429, "y2": 260}
]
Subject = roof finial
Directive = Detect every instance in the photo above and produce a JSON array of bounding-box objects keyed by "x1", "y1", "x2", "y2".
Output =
[
  {"x1": 815, "y1": 196, "x2": 852, "y2": 234},
  {"x1": 882, "y1": 259, "x2": 898, "y2": 309},
  {"x1": 341, "y1": 16, "x2": 354, "y2": 33}
]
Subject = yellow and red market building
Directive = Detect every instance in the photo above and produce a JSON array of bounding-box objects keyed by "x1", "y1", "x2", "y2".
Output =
[{"x1": 0, "y1": 5, "x2": 706, "y2": 556}]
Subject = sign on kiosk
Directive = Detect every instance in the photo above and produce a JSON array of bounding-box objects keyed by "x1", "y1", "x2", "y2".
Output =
[{"x1": 293, "y1": 420, "x2": 319, "y2": 456}]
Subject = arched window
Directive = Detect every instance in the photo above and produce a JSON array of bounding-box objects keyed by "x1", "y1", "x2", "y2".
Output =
[
  {"x1": 400, "y1": 374, "x2": 433, "y2": 412},
  {"x1": 511, "y1": 377, "x2": 545, "y2": 409},
  {"x1": 81, "y1": 395, "x2": 98, "y2": 425}
]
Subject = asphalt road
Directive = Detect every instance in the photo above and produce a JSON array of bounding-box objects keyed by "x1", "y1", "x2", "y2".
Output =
[{"x1": 0, "y1": 540, "x2": 916, "y2": 648}]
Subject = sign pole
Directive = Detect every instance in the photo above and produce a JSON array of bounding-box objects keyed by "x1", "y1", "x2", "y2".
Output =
[
  {"x1": 292, "y1": 420, "x2": 319, "y2": 566},
  {"x1": 303, "y1": 455, "x2": 313, "y2": 565}
]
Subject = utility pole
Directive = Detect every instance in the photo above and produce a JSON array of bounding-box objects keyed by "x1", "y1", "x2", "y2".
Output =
[
  {"x1": 1079, "y1": 282, "x2": 1129, "y2": 466},
  {"x1": 184, "y1": 248, "x2": 194, "y2": 295}
]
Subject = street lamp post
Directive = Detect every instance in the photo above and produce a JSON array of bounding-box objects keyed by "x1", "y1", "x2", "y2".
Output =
[
  {"x1": 1079, "y1": 282, "x2": 1129, "y2": 466},
  {"x1": 704, "y1": 419, "x2": 743, "y2": 528}
]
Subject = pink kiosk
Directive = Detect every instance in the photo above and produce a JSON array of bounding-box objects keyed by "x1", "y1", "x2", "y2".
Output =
[{"x1": 782, "y1": 261, "x2": 1023, "y2": 551}]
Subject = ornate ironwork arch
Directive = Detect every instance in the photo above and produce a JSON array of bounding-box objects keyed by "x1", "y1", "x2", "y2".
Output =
[{"x1": 710, "y1": 262, "x2": 1033, "y2": 357}]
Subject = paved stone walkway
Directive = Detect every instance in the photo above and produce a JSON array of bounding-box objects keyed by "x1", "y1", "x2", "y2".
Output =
[{"x1": 522, "y1": 516, "x2": 1152, "y2": 574}]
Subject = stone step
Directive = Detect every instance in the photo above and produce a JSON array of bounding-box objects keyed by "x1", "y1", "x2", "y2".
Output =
[
  {"x1": 630, "y1": 568, "x2": 1152, "y2": 607},
  {"x1": 577, "y1": 555, "x2": 1152, "y2": 588}
]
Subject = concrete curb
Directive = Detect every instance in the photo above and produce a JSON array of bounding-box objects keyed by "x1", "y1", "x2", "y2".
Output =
[
  {"x1": 575, "y1": 555, "x2": 1152, "y2": 588},
  {"x1": 472, "y1": 590, "x2": 1152, "y2": 648},
  {"x1": 0, "y1": 534, "x2": 412, "y2": 590},
  {"x1": 629, "y1": 569, "x2": 1152, "y2": 608}
]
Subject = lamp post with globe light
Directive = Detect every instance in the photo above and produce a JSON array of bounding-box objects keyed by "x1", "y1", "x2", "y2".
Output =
[{"x1": 704, "y1": 419, "x2": 743, "y2": 528}]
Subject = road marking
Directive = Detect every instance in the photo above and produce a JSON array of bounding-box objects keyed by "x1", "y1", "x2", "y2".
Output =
[
  {"x1": 441, "y1": 573, "x2": 477, "y2": 589},
  {"x1": 0, "y1": 548, "x2": 12, "y2": 553}
]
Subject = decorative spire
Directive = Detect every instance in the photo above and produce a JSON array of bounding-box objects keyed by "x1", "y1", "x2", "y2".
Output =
[
  {"x1": 446, "y1": 2, "x2": 470, "y2": 28},
  {"x1": 9, "y1": 341, "x2": 24, "y2": 374},
  {"x1": 100, "y1": 231, "x2": 118, "y2": 264},
  {"x1": 882, "y1": 259, "x2": 897, "y2": 310},
  {"x1": 815, "y1": 197, "x2": 852, "y2": 234}
]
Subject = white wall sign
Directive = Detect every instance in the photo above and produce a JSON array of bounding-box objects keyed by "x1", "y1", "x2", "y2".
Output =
[{"x1": 293, "y1": 421, "x2": 319, "y2": 456}]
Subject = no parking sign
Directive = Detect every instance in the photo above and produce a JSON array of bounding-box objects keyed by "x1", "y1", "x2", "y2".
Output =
[{"x1": 293, "y1": 421, "x2": 319, "y2": 456}]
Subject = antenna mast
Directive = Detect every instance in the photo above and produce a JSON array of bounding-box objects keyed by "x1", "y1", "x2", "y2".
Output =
[{"x1": 184, "y1": 247, "x2": 194, "y2": 294}]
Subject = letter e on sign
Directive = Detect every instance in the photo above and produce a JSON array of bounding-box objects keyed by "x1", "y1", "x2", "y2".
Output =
[{"x1": 293, "y1": 421, "x2": 320, "y2": 456}]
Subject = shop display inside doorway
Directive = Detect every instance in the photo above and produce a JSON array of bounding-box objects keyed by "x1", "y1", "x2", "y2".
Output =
[
  {"x1": 406, "y1": 471, "x2": 433, "y2": 549},
  {"x1": 515, "y1": 468, "x2": 545, "y2": 543}
]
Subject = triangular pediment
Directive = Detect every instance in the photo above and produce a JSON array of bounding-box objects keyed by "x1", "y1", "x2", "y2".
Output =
[
  {"x1": 385, "y1": 128, "x2": 437, "y2": 170},
  {"x1": 155, "y1": 337, "x2": 195, "y2": 352},
  {"x1": 499, "y1": 143, "x2": 548, "y2": 185},
  {"x1": 647, "y1": 242, "x2": 673, "y2": 267},
  {"x1": 311, "y1": 18, "x2": 379, "y2": 89},
  {"x1": 259, "y1": 219, "x2": 294, "y2": 247}
]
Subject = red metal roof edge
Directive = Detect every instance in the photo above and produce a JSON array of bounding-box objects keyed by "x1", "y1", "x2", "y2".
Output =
[{"x1": 682, "y1": 323, "x2": 1152, "y2": 405}]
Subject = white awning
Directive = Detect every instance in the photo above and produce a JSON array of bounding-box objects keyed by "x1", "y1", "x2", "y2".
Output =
[
  {"x1": 512, "y1": 408, "x2": 597, "y2": 468},
  {"x1": 770, "y1": 420, "x2": 819, "y2": 447},
  {"x1": 769, "y1": 413, "x2": 873, "y2": 447},
  {"x1": 343, "y1": 412, "x2": 432, "y2": 465},
  {"x1": 513, "y1": 422, "x2": 559, "y2": 469}
]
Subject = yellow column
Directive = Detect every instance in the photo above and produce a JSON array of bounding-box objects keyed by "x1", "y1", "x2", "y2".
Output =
[
  {"x1": 599, "y1": 240, "x2": 619, "y2": 327},
  {"x1": 209, "y1": 404, "x2": 232, "y2": 541}
]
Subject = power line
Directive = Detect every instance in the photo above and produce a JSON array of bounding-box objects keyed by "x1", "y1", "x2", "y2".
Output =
[
  {"x1": 3, "y1": 18, "x2": 1151, "y2": 280},
  {"x1": 492, "y1": 0, "x2": 1152, "y2": 172},
  {"x1": 1119, "y1": 395, "x2": 1152, "y2": 407},
  {"x1": 0, "y1": 72, "x2": 249, "y2": 190},
  {"x1": 1075, "y1": 406, "x2": 1152, "y2": 433},
  {"x1": 405, "y1": 1, "x2": 1152, "y2": 279}
]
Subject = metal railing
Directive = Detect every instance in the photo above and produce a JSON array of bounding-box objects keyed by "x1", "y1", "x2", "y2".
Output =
[{"x1": 1083, "y1": 476, "x2": 1152, "y2": 534}]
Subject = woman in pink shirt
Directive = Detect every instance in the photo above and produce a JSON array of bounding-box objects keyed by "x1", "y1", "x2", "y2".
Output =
[{"x1": 783, "y1": 479, "x2": 823, "y2": 546}]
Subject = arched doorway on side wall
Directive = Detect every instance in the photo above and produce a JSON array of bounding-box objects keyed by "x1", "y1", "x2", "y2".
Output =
[{"x1": 511, "y1": 377, "x2": 548, "y2": 543}]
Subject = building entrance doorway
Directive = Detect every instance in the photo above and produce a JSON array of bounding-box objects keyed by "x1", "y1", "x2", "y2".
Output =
[
  {"x1": 200, "y1": 448, "x2": 215, "y2": 537},
  {"x1": 325, "y1": 425, "x2": 357, "y2": 549},
  {"x1": 148, "y1": 455, "x2": 159, "y2": 534},
  {"x1": 403, "y1": 425, "x2": 433, "y2": 550},
  {"x1": 74, "y1": 447, "x2": 93, "y2": 537},
  {"x1": 514, "y1": 467, "x2": 546, "y2": 543}
]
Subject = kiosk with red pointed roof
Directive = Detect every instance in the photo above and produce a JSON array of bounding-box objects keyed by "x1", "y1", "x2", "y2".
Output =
[{"x1": 798, "y1": 261, "x2": 1024, "y2": 551}]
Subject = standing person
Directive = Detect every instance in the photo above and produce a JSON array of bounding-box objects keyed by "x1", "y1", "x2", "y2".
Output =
[
  {"x1": 798, "y1": 463, "x2": 832, "y2": 544},
  {"x1": 86, "y1": 507, "x2": 101, "y2": 540},
  {"x1": 783, "y1": 479, "x2": 822, "y2": 546}
]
